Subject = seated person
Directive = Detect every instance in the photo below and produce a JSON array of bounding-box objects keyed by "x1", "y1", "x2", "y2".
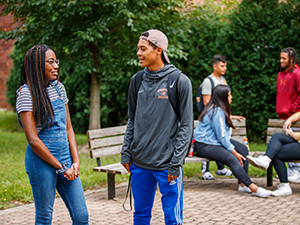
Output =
[
  {"x1": 194, "y1": 85, "x2": 271, "y2": 197},
  {"x1": 247, "y1": 112, "x2": 300, "y2": 196}
]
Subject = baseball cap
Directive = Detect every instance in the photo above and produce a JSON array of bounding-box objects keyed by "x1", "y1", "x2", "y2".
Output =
[{"x1": 139, "y1": 29, "x2": 170, "y2": 63}]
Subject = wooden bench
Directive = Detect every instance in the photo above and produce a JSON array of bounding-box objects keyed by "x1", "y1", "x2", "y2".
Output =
[
  {"x1": 87, "y1": 125, "x2": 128, "y2": 200},
  {"x1": 266, "y1": 119, "x2": 300, "y2": 186},
  {"x1": 87, "y1": 119, "x2": 249, "y2": 199}
]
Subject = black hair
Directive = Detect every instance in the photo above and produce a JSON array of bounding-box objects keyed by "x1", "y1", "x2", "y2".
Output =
[
  {"x1": 211, "y1": 55, "x2": 227, "y2": 66},
  {"x1": 281, "y1": 47, "x2": 299, "y2": 73},
  {"x1": 198, "y1": 85, "x2": 235, "y2": 129},
  {"x1": 140, "y1": 31, "x2": 168, "y2": 64},
  {"x1": 20, "y1": 44, "x2": 56, "y2": 127}
]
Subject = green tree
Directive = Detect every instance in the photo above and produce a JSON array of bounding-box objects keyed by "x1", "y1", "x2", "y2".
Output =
[
  {"x1": 176, "y1": 0, "x2": 300, "y2": 140},
  {"x1": 1, "y1": 0, "x2": 189, "y2": 131}
]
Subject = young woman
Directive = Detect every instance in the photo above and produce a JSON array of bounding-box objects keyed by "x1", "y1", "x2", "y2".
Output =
[
  {"x1": 16, "y1": 45, "x2": 89, "y2": 224},
  {"x1": 193, "y1": 85, "x2": 271, "y2": 197},
  {"x1": 247, "y1": 112, "x2": 300, "y2": 197}
]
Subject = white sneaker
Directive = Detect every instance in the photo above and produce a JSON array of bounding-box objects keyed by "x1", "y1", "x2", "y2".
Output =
[
  {"x1": 202, "y1": 172, "x2": 214, "y2": 180},
  {"x1": 238, "y1": 184, "x2": 251, "y2": 193},
  {"x1": 272, "y1": 183, "x2": 292, "y2": 197},
  {"x1": 252, "y1": 187, "x2": 272, "y2": 198},
  {"x1": 246, "y1": 155, "x2": 271, "y2": 170},
  {"x1": 288, "y1": 170, "x2": 300, "y2": 183},
  {"x1": 216, "y1": 168, "x2": 233, "y2": 176}
]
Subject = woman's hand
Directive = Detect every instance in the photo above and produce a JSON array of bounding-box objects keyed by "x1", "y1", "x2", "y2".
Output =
[
  {"x1": 63, "y1": 168, "x2": 76, "y2": 180},
  {"x1": 232, "y1": 149, "x2": 246, "y2": 167},
  {"x1": 72, "y1": 162, "x2": 80, "y2": 179},
  {"x1": 285, "y1": 128, "x2": 294, "y2": 137},
  {"x1": 284, "y1": 119, "x2": 292, "y2": 130}
]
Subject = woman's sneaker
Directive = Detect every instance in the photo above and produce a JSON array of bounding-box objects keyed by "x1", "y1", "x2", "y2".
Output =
[
  {"x1": 252, "y1": 187, "x2": 272, "y2": 198},
  {"x1": 288, "y1": 170, "x2": 300, "y2": 183},
  {"x1": 238, "y1": 184, "x2": 252, "y2": 193},
  {"x1": 272, "y1": 183, "x2": 292, "y2": 197},
  {"x1": 202, "y1": 172, "x2": 214, "y2": 180},
  {"x1": 216, "y1": 168, "x2": 233, "y2": 176},
  {"x1": 246, "y1": 155, "x2": 271, "y2": 170}
]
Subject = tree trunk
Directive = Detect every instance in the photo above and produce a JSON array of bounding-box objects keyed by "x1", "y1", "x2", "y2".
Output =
[{"x1": 89, "y1": 43, "x2": 101, "y2": 129}]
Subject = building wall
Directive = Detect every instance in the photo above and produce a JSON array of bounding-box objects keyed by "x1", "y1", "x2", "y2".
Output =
[{"x1": 0, "y1": 5, "x2": 18, "y2": 110}]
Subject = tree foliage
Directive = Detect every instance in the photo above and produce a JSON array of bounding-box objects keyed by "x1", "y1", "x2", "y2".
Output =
[
  {"x1": 175, "y1": 0, "x2": 300, "y2": 141},
  {"x1": 1, "y1": 0, "x2": 188, "y2": 132}
]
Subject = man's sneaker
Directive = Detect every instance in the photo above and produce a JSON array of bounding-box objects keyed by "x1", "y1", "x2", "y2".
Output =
[
  {"x1": 246, "y1": 155, "x2": 271, "y2": 170},
  {"x1": 288, "y1": 170, "x2": 300, "y2": 183},
  {"x1": 202, "y1": 172, "x2": 214, "y2": 180},
  {"x1": 216, "y1": 168, "x2": 233, "y2": 176},
  {"x1": 238, "y1": 184, "x2": 251, "y2": 193},
  {"x1": 252, "y1": 187, "x2": 272, "y2": 198},
  {"x1": 272, "y1": 183, "x2": 292, "y2": 197}
]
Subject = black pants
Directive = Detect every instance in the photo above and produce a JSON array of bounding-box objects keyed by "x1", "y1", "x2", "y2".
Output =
[
  {"x1": 266, "y1": 133, "x2": 300, "y2": 183},
  {"x1": 195, "y1": 139, "x2": 252, "y2": 186}
]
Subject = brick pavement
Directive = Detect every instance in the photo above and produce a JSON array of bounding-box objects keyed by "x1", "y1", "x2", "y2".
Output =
[{"x1": 1, "y1": 178, "x2": 300, "y2": 224}]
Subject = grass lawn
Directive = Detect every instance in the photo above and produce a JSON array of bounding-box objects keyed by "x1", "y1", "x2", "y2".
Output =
[{"x1": 0, "y1": 110, "x2": 271, "y2": 209}]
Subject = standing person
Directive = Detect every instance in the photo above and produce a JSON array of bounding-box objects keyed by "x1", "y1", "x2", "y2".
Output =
[
  {"x1": 16, "y1": 45, "x2": 89, "y2": 224},
  {"x1": 194, "y1": 85, "x2": 272, "y2": 197},
  {"x1": 276, "y1": 47, "x2": 300, "y2": 183},
  {"x1": 200, "y1": 55, "x2": 245, "y2": 180},
  {"x1": 121, "y1": 29, "x2": 193, "y2": 225}
]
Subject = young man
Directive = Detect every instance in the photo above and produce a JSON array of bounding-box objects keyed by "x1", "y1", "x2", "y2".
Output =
[
  {"x1": 121, "y1": 29, "x2": 193, "y2": 225},
  {"x1": 200, "y1": 55, "x2": 245, "y2": 180},
  {"x1": 276, "y1": 47, "x2": 300, "y2": 183}
]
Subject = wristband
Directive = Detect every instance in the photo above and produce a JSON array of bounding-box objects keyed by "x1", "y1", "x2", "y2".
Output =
[{"x1": 55, "y1": 162, "x2": 69, "y2": 174}]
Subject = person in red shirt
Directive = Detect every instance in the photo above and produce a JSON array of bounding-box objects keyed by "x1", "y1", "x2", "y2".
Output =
[
  {"x1": 276, "y1": 47, "x2": 300, "y2": 183},
  {"x1": 276, "y1": 47, "x2": 300, "y2": 119}
]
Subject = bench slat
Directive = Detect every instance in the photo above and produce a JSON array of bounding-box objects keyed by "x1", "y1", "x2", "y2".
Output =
[
  {"x1": 93, "y1": 163, "x2": 129, "y2": 175},
  {"x1": 268, "y1": 119, "x2": 300, "y2": 128},
  {"x1": 231, "y1": 136, "x2": 246, "y2": 143},
  {"x1": 89, "y1": 135, "x2": 124, "y2": 149},
  {"x1": 232, "y1": 127, "x2": 246, "y2": 136},
  {"x1": 87, "y1": 125, "x2": 127, "y2": 139},
  {"x1": 267, "y1": 127, "x2": 285, "y2": 136},
  {"x1": 90, "y1": 146, "x2": 122, "y2": 158}
]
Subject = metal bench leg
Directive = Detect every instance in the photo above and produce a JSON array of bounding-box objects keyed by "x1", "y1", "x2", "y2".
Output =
[
  {"x1": 267, "y1": 163, "x2": 273, "y2": 186},
  {"x1": 107, "y1": 173, "x2": 116, "y2": 200}
]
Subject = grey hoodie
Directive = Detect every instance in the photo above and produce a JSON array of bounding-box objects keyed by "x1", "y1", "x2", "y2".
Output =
[{"x1": 121, "y1": 64, "x2": 193, "y2": 176}]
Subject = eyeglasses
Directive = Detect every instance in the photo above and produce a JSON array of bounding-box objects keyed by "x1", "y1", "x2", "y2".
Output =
[{"x1": 46, "y1": 59, "x2": 59, "y2": 66}]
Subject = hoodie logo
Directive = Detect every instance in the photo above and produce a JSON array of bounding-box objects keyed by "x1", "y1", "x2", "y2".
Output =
[
  {"x1": 169, "y1": 80, "x2": 176, "y2": 88},
  {"x1": 158, "y1": 88, "x2": 168, "y2": 99}
]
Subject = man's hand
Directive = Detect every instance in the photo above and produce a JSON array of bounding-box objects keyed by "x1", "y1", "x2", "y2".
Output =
[
  {"x1": 230, "y1": 115, "x2": 246, "y2": 121},
  {"x1": 122, "y1": 163, "x2": 131, "y2": 173},
  {"x1": 168, "y1": 174, "x2": 179, "y2": 182}
]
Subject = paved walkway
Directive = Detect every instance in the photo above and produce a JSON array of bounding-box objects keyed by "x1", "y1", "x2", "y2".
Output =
[{"x1": 1, "y1": 178, "x2": 300, "y2": 224}]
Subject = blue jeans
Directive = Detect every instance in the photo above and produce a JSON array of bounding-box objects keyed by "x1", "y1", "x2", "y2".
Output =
[
  {"x1": 130, "y1": 164, "x2": 183, "y2": 225},
  {"x1": 24, "y1": 83, "x2": 88, "y2": 225}
]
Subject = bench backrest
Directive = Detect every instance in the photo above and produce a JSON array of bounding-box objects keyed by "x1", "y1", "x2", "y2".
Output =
[
  {"x1": 266, "y1": 119, "x2": 300, "y2": 143},
  {"x1": 87, "y1": 119, "x2": 247, "y2": 164}
]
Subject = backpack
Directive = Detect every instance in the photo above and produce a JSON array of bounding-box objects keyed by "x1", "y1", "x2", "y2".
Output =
[
  {"x1": 131, "y1": 69, "x2": 192, "y2": 157},
  {"x1": 196, "y1": 76, "x2": 214, "y2": 114}
]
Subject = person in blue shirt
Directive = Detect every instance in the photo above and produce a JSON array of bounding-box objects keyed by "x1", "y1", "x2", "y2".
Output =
[{"x1": 194, "y1": 85, "x2": 271, "y2": 197}]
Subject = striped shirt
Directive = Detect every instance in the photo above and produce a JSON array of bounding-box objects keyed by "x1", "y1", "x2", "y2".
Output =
[{"x1": 16, "y1": 82, "x2": 69, "y2": 132}]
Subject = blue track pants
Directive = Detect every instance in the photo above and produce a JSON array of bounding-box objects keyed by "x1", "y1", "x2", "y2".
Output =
[{"x1": 130, "y1": 164, "x2": 183, "y2": 225}]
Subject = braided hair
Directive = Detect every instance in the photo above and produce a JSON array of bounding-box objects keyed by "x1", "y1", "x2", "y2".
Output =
[
  {"x1": 20, "y1": 44, "x2": 56, "y2": 126},
  {"x1": 281, "y1": 47, "x2": 299, "y2": 73}
]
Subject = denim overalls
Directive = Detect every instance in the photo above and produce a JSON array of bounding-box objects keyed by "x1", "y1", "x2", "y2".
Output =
[{"x1": 22, "y1": 82, "x2": 88, "y2": 225}]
